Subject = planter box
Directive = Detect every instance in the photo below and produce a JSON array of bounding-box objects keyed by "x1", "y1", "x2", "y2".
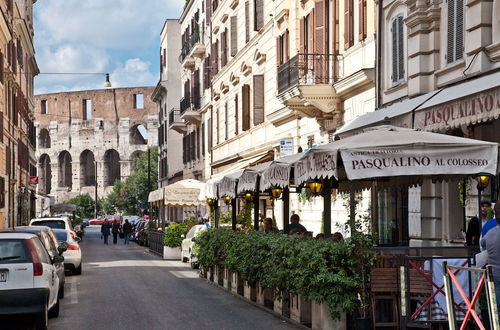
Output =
[
  {"x1": 274, "y1": 291, "x2": 290, "y2": 318},
  {"x1": 311, "y1": 301, "x2": 346, "y2": 330},
  {"x1": 256, "y1": 285, "x2": 274, "y2": 309},
  {"x1": 223, "y1": 268, "x2": 231, "y2": 289},
  {"x1": 231, "y1": 273, "x2": 244, "y2": 295},
  {"x1": 214, "y1": 266, "x2": 224, "y2": 286},
  {"x1": 163, "y1": 246, "x2": 181, "y2": 260},
  {"x1": 244, "y1": 281, "x2": 257, "y2": 301},
  {"x1": 290, "y1": 294, "x2": 312, "y2": 327}
]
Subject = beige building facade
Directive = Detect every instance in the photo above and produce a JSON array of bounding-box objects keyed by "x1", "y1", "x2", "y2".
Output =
[
  {"x1": 34, "y1": 87, "x2": 158, "y2": 216},
  {"x1": 0, "y1": 0, "x2": 39, "y2": 229}
]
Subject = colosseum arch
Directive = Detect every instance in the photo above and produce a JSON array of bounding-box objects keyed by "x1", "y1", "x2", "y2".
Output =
[
  {"x1": 39, "y1": 128, "x2": 51, "y2": 148},
  {"x1": 80, "y1": 150, "x2": 96, "y2": 186},
  {"x1": 104, "y1": 149, "x2": 121, "y2": 186},
  {"x1": 58, "y1": 151, "x2": 72, "y2": 189},
  {"x1": 130, "y1": 124, "x2": 148, "y2": 145},
  {"x1": 38, "y1": 154, "x2": 52, "y2": 194}
]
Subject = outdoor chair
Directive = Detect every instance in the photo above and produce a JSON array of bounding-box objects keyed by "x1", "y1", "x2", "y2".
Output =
[{"x1": 370, "y1": 267, "x2": 400, "y2": 329}]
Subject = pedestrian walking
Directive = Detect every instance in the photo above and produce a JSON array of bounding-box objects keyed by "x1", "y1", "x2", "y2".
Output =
[
  {"x1": 480, "y1": 199, "x2": 500, "y2": 320},
  {"x1": 122, "y1": 219, "x2": 132, "y2": 244},
  {"x1": 101, "y1": 219, "x2": 111, "y2": 245},
  {"x1": 111, "y1": 220, "x2": 121, "y2": 244}
]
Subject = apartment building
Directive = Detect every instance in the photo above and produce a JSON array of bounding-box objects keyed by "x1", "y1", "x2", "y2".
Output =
[
  {"x1": 336, "y1": 0, "x2": 500, "y2": 246},
  {"x1": 152, "y1": 19, "x2": 183, "y2": 224},
  {"x1": 0, "y1": 0, "x2": 38, "y2": 228}
]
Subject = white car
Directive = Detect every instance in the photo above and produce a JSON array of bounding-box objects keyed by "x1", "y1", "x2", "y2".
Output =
[
  {"x1": 52, "y1": 229, "x2": 82, "y2": 275},
  {"x1": 30, "y1": 217, "x2": 77, "y2": 239},
  {"x1": 0, "y1": 232, "x2": 63, "y2": 329},
  {"x1": 181, "y1": 225, "x2": 208, "y2": 267}
]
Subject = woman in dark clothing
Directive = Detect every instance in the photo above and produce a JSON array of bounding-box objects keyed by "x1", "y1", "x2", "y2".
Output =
[
  {"x1": 111, "y1": 221, "x2": 121, "y2": 244},
  {"x1": 101, "y1": 219, "x2": 112, "y2": 245},
  {"x1": 466, "y1": 216, "x2": 480, "y2": 246}
]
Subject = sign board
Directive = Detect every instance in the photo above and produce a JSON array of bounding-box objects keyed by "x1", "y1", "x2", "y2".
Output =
[
  {"x1": 29, "y1": 176, "x2": 39, "y2": 185},
  {"x1": 279, "y1": 139, "x2": 294, "y2": 158}
]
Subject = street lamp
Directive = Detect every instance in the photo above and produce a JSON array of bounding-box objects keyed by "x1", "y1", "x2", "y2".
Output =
[
  {"x1": 271, "y1": 187, "x2": 283, "y2": 199},
  {"x1": 244, "y1": 192, "x2": 253, "y2": 201},
  {"x1": 222, "y1": 195, "x2": 232, "y2": 205},
  {"x1": 475, "y1": 174, "x2": 491, "y2": 217}
]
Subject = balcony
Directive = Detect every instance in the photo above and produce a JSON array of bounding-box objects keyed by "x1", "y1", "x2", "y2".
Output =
[
  {"x1": 277, "y1": 53, "x2": 342, "y2": 130},
  {"x1": 180, "y1": 31, "x2": 205, "y2": 69},
  {"x1": 179, "y1": 95, "x2": 202, "y2": 125},
  {"x1": 168, "y1": 108, "x2": 187, "y2": 134}
]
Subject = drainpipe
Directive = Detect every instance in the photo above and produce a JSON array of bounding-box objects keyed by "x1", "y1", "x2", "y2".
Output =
[{"x1": 376, "y1": 0, "x2": 383, "y2": 109}]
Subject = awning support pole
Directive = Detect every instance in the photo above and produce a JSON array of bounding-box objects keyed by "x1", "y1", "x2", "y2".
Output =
[
  {"x1": 323, "y1": 179, "x2": 331, "y2": 238},
  {"x1": 349, "y1": 182, "x2": 356, "y2": 234},
  {"x1": 231, "y1": 197, "x2": 237, "y2": 231},
  {"x1": 253, "y1": 177, "x2": 260, "y2": 231},
  {"x1": 283, "y1": 187, "x2": 290, "y2": 234},
  {"x1": 214, "y1": 202, "x2": 219, "y2": 228}
]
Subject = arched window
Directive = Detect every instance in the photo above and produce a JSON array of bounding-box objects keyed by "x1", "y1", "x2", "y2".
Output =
[
  {"x1": 130, "y1": 124, "x2": 148, "y2": 145},
  {"x1": 80, "y1": 150, "x2": 96, "y2": 186},
  {"x1": 104, "y1": 149, "x2": 121, "y2": 186},
  {"x1": 58, "y1": 151, "x2": 72, "y2": 188},
  {"x1": 38, "y1": 154, "x2": 51, "y2": 194},
  {"x1": 39, "y1": 129, "x2": 51, "y2": 148}
]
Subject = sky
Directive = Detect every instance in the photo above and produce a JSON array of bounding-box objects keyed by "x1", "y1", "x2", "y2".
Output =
[{"x1": 33, "y1": 0, "x2": 185, "y2": 95}]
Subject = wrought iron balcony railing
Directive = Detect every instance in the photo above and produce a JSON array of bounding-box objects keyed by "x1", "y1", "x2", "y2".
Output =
[
  {"x1": 180, "y1": 97, "x2": 191, "y2": 114},
  {"x1": 277, "y1": 53, "x2": 338, "y2": 94},
  {"x1": 180, "y1": 30, "x2": 201, "y2": 62},
  {"x1": 168, "y1": 108, "x2": 181, "y2": 124}
]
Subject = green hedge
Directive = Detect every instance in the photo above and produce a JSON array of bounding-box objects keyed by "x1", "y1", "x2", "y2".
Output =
[{"x1": 195, "y1": 228, "x2": 374, "y2": 319}]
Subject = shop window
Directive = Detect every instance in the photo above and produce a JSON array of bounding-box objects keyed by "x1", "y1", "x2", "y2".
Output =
[{"x1": 376, "y1": 187, "x2": 408, "y2": 246}]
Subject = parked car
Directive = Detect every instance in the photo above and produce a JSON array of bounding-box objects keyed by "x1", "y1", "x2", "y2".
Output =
[
  {"x1": 181, "y1": 224, "x2": 208, "y2": 268},
  {"x1": 135, "y1": 221, "x2": 149, "y2": 246},
  {"x1": 0, "y1": 226, "x2": 67, "y2": 299},
  {"x1": 0, "y1": 232, "x2": 64, "y2": 329},
  {"x1": 131, "y1": 220, "x2": 146, "y2": 243},
  {"x1": 52, "y1": 229, "x2": 82, "y2": 275},
  {"x1": 30, "y1": 217, "x2": 74, "y2": 232}
]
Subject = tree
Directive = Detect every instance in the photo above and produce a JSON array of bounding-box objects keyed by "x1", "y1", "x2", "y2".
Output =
[
  {"x1": 69, "y1": 194, "x2": 95, "y2": 219},
  {"x1": 102, "y1": 147, "x2": 158, "y2": 215}
]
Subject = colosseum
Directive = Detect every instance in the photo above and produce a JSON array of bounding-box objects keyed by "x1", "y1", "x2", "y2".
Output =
[{"x1": 34, "y1": 87, "x2": 158, "y2": 216}]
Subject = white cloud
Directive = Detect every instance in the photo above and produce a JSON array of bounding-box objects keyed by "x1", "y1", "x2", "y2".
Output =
[{"x1": 34, "y1": 0, "x2": 184, "y2": 94}]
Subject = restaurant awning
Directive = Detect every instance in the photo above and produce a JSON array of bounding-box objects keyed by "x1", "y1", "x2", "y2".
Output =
[
  {"x1": 295, "y1": 125, "x2": 498, "y2": 185},
  {"x1": 164, "y1": 179, "x2": 204, "y2": 207},
  {"x1": 237, "y1": 161, "x2": 272, "y2": 193},
  {"x1": 148, "y1": 188, "x2": 164, "y2": 203},
  {"x1": 260, "y1": 153, "x2": 307, "y2": 191},
  {"x1": 218, "y1": 170, "x2": 244, "y2": 198}
]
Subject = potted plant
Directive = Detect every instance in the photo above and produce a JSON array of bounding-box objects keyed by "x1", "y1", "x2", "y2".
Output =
[{"x1": 162, "y1": 223, "x2": 187, "y2": 259}]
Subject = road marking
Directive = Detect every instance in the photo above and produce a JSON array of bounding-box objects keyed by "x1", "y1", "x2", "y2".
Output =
[{"x1": 67, "y1": 277, "x2": 79, "y2": 304}]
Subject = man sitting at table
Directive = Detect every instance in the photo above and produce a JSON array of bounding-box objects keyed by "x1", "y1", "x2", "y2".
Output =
[
  {"x1": 481, "y1": 199, "x2": 500, "y2": 320},
  {"x1": 288, "y1": 214, "x2": 307, "y2": 234}
]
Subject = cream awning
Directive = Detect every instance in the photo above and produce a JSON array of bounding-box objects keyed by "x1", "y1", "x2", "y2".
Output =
[
  {"x1": 164, "y1": 179, "x2": 205, "y2": 207},
  {"x1": 148, "y1": 188, "x2": 164, "y2": 203}
]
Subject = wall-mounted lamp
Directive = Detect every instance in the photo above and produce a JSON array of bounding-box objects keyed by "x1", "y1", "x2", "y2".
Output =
[
  {"x1": 476, "y1": 175, "x2": 490, "y2": 190},
  {"x1": 271, "y1": 187, "x2": 283, "y2": 199},
  {"x1": 244, "y1": 192, "x2": 253, "y2": 201},
  {"x1": 307, "y1": 180, "x2": 323, "y2": 196},
  {"x1": 222, "y1": 195, "x2": 232, "y2": 205},
  {"x1": 206, "y1": 198, "x2": 215, "y2": 206}
]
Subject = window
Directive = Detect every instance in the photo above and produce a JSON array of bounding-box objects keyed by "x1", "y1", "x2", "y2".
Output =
[
  {"x1": 253, "y1": 75, "x2": 264, "y2": 125},
  {"x1": 83, "y1": 99, "x2": 92, "y2": 120},
  {"x1": 376, "y1": 188, "x2": 409, "y2": 246},
  {"x1": 41, "y1": 100, "x2": 47, "y2": 114},
  {"x1": 359, "y1": 0, "x2": 367, "y2": 40},
  {"x1": 344, "y1": 0, "x2": 354, "y2": 49},
  {"x1": 242, "y1": 85, "x2": 250, "y2": 131},
  {"x1": 391, "y1": 14, "x2": 405, "y2": 83},
  {"x1": 231, "y1": 16, "x2": 238, "y2": 56},
  {"x1": 254, "y1": 0, "x2": 264, "y2": 31},
  {"x1": 224, "y1": 102, "x2": 228, "y2": 140},
  {"x1": 134, "y1": 94, "x2": 144, "y2": 109},
  {"x1": 245, "y1": 1, "x2": 250, "y2": 43},
  {"x1": 447, "y1": 0, "x2": 464, "y2": 64},
  {"x1": 234, "y1": 94, "x2": 239, "y2": 135}
]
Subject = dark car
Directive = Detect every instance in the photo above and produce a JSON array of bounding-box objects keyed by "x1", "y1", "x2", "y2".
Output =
[{"x1": 0, "y1": 226, "x2": 67, "y2": 299}]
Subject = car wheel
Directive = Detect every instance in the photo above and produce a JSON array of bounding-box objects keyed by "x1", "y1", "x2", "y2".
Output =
[
  {"x1": 48, "y1": 296, "x2": 60, "y2": 318},
  {"x1": 190, "y1": 255, "x2": 199, "y2": 269},
  {"x1": 35, "y1": 303, "x2": 48, "y2": 330},
  {"x1": 59, "y1": 283, "x2": 65, "y2": 299},
  {"x1": 73, "y1": 264, "x2": 82, "y2": 275}
]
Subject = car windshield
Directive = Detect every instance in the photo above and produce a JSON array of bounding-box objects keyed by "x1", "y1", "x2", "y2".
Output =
[
  {"x1": 54, "y1": 231, "x2": 68, "y2": 242},
  {"x1": 0, "y1": 239, "x2": 30, "y2": 263},
  {"x1": 32, "y1": 220, "x2": 65, "y2": 229}
]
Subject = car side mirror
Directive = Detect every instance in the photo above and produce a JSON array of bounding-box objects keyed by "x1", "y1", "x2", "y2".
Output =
[
  {"x1": 180, "y1": 234, "x2": 185, "y2": 239},
  {"x1": 52, "y1": 255, "x2": 64, "y2": 264},
  {"x1": 58, "y1": 242, "x2": 68, "y2": 255}
]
